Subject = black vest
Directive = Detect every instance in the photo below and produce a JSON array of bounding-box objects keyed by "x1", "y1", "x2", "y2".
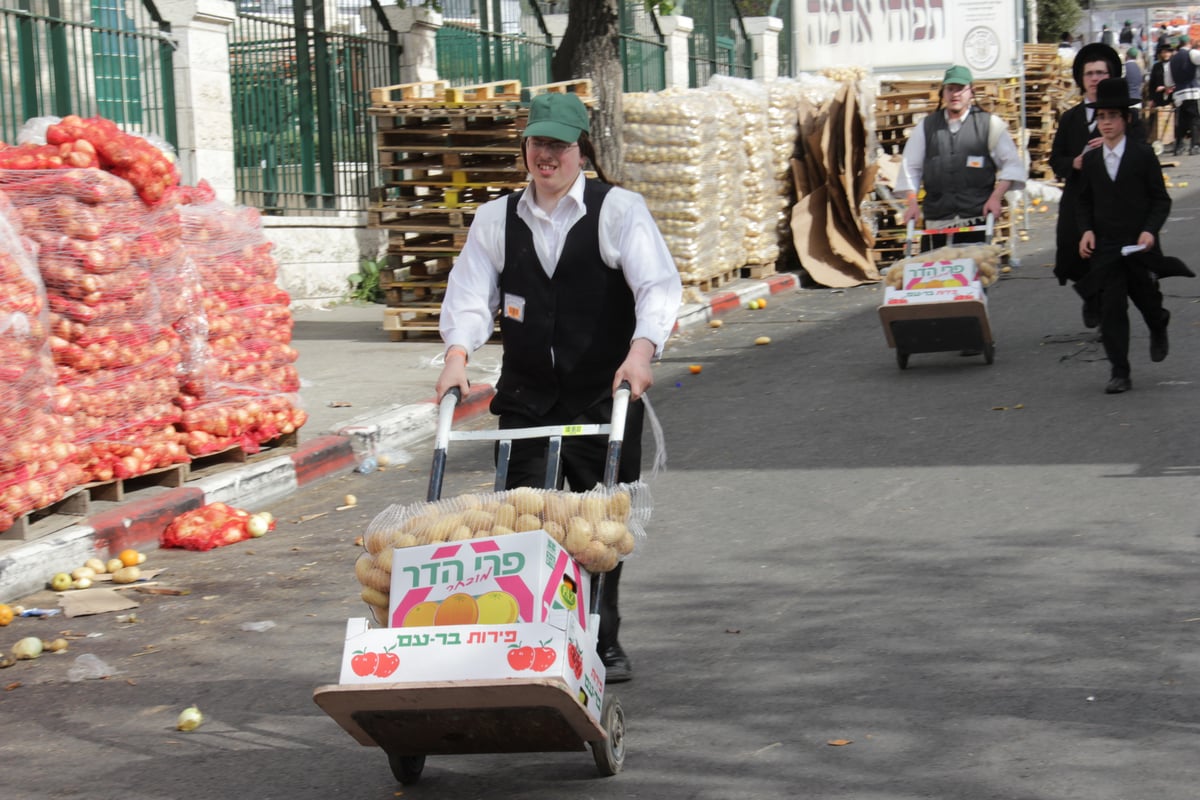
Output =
[
  {"x1": 921, "y1": 109, "x2": 997, "y2": 221},
  {"x1": 492, "y1": 180, "x2": 635, "y2": 418}
]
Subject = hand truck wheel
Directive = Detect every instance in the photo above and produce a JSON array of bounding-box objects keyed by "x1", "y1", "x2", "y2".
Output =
[
  {"x1": 983, "y1": 341, "x2": 995, "y2": 365},
  {"x1": 896, "y1": 350, "x2": 910, "y2": 369},
  {"x1": 591, "y1": 693, "x2": 626, "y2": 776},
  {"x1": 387, "y1": 753, "x2": 426, "y2": 785}
]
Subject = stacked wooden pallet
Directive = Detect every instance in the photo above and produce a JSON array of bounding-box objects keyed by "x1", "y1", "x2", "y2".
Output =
[
  {"x1": 366, "y1": 79, "x2": 595, "y2": 340},
  {"x1": 1023, "y1": 43, "x2": 1078, "y2": 181}
]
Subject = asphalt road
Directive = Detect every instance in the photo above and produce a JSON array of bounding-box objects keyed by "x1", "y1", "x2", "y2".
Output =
[{"x1": 2, "y1": 186, "x2": 1200, "y2": 799}]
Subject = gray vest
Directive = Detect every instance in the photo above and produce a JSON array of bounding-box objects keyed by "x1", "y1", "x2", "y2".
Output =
[{"x1": 921, "y1": 109, "x2": 996, "y2": 221}]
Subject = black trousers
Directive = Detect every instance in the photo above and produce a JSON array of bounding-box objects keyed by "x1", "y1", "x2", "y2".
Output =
[
  {"x1": 498, "y1": 397, "x2": 645, "y2": 649},
  {"x1": 1092, "y1": 253, "x2": 1169, "y2": 379},
  {"x1": 1175, "y1": 99, "x2": 1200, "y2": 151},
  {"x1": 919, "y1": 226, "x2": 987, "y2": 252}
]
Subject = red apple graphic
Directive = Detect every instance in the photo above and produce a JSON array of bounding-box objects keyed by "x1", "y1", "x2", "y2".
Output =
[
  {"x1": 531, "y1": 645, "x2": 557, "y2": 672},
  {"x1": 507, "y1": 644, "x2": 535, "y2": 671},
  {"x1": 374, "y1": 649, "x2": 400, "y2": 678},
  {"x1": 350, "y1": 650, "x2": 378, "y2": 677}
]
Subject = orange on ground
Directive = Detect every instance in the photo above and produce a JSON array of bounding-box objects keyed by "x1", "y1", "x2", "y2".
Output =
[
  {"x1": 689, "y1": 364, "x2": 703, "y2": 374},
  {"x1": 0, "y1": 603, "x2": 13, "y2": 626},
  {"x1": 118, "y1": 549, "x2": 141, "y2": 568}
]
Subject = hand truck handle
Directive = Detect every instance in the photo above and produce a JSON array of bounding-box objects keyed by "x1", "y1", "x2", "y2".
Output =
[
  {"x1": 427, "y1": 386, "x2": 462, "y2": 502},
  {"x1": 603, "y1": 380, "x2": 632, "y2": 487}
]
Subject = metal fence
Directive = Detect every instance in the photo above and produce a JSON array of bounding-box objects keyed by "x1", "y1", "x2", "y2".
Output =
[
  {"x1": 0, "y1": 0, "x2": 176, "y2": 147},
  {"x1": 619, "y1": 0, "x2": 666, "y2": 92},
  {"x1": 688, "y1": 0, "x2": 753, "y2": 85},
  {"x1": 230, "y1": 0, "x2": 401, "y2": 215},
  {"x1": 437, "y1": 0, "x2": 553, "y2": 87}
]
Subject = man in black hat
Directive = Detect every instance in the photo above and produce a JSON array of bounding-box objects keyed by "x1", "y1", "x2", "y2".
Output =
[
  {"x1": 1049, "y1": 42, "x2": 1127, "y2": 327},
  {"x1": 1166, "y1": 34, "x2": 1200, "y2": 154},
  {"x1": 1147, "y1": 41, "x2": 1175, "y2": 148},
  {"x1": 1076, "y1": 78, "x2": 1176, "y2": 394}
]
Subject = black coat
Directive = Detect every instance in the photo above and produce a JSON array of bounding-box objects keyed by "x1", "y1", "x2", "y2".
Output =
[
  {"x1": 1049, "y1": 104, "x2": 1146, "y2": 284},
  {"x1": 1074, "y1": 137, "x2": 1174, "y2": 296}
]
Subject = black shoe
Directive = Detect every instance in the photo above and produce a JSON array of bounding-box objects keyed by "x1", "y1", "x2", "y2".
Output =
[
  {"x1": 1150, "y1": 311, "x2": 1170, "y2": 362},
  {"x1": 1082, "y1": 300, "x2": 1100, "y2": 329},
  {"x1": 1105, "y1": 376, "x2": 1132, "y2": 394},
  {"x1": 599, "y1": 642, "x2": 633, "y2": 683},
  {"x1": 959, "y1": 349, "x2": 982, "y2": 356},
  {"x1": 1174, "y1": 146, "x2": 1184, "y2": 156}
]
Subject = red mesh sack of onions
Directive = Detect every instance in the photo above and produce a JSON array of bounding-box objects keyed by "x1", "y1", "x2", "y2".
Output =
[
  {"x1": 161, "y1": 502, "x2": 276, "y2": 551},
  {"x1": 173, "y1": 193, "x2": 306, "y2": 454},
  {"x1": 0, "y1": 168, "x2": 190, "y2": 483},
  {"x1": 0, "y1": 193, "x2": 84, "y2": 530}
]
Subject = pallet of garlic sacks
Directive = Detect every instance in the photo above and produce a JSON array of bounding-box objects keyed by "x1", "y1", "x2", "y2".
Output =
[{"x1": 354, "y1": 484, "x2": 649, "y2": 629}]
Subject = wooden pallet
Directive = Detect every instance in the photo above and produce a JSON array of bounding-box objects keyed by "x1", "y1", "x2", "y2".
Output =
[
  {"x1": 85, "y1": 462, "x2": 188, "y2": 504},
  {"x1": 0, "y1": 488, "x2": 90, "y2": 542},
  {"x1": 523, "y1": 78, "x2": 597, "y2": 104},
  {"x1": 184, "y1": 432, "x2": 300, "y2": 479},
  {"x1": 369, "y1": 80, "x2": 450, "y2": 107},
  {"x1": 741, "y1": 262, "x2": 777, "y2": 280},
  {"x1": 683, "y1": 268, "x2": 742, "y2": 293}
]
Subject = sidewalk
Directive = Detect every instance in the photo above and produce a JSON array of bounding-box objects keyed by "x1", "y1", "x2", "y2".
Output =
[{"x1": 0, "y1": 273, "x2": 799, "y2": 602}]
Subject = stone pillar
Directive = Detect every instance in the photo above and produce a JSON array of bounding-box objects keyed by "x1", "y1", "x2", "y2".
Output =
[
  {"x1": 742, "y1": 16, "x2": 783, "y2": 81},
  {"x1": 544, "y1": 13, "x2": 568, "y2": 48},
  {"x1": 378, "y1": 6, "x2": 443, "y2": 84},
  {"x1": 658, "y1": 15, "x2": 695, "y2": 90},
  {"x1": 157, "y1": 0, "x2": 238, "y2": 203}
]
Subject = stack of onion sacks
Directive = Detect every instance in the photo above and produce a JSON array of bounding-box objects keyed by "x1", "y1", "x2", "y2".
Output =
[{"x1": 355, "y1": 484, "x2": 650, "y2": 626}]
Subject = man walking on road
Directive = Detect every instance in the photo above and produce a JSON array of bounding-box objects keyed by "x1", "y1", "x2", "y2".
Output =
[
  {"x1": 894, "y1": 65, "x2": 1026, "y2": 251},
  {"x1": 1166, "y1": 35, "x2": 1200, "y2": 154},
  {"x1": 1050, "y1": 43, "x2": 1126, "y2": 327}
]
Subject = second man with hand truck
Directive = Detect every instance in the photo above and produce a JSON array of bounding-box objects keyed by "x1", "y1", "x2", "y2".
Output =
[{"x1": 895, "y1": 65, "x2": 1027, "y2": 252}]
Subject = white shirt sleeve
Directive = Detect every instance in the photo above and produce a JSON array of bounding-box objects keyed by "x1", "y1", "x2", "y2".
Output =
[
  {"x1": 438, "y1": 196, "x2": 507, "y2": 354},
  {"x1": 598, "y1": 187, "x2": 683, "y2": 356},
  {"x1": 893, "y1": 119, "x2": 926, "y2": 196},
  {"x1": 988, "y1": 115, "x2": 1028, "y2": 192}
]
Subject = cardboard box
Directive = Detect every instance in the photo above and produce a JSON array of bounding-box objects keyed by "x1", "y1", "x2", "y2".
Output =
[
  {"x1": 883, "y1": 283, "x2": 986, "y2": 305},
  {"x1": 387, "y1": 530, "x2": 591, "y2": 631},
  {"x1": 335, "y1": 613, "x2": 607, "y2": 723},
  {"x1": 900, "y1": 256, "x2": 979, "y2": 287}
]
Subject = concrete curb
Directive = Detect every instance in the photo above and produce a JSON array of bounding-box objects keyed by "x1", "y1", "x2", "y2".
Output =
[{"x1": 0, "y1": 274, "x2": 798, "y2": 603}]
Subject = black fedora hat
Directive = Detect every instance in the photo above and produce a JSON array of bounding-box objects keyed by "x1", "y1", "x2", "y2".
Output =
[
  {"x1": 1073, "y1": 42, "x2": 1122, "y2": 89},
  {"x1": 1087, "y1": 77, "x2": 1138, "y2": 109}
]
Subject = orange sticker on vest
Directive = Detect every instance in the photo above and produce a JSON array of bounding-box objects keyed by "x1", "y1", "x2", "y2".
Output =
[{"x1": 504, "y1": 293, "x2": 526, "y2": 322}]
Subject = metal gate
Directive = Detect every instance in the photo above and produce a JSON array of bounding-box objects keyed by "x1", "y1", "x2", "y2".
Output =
[
  {"x1": 230, "y1": 0, "x2": 401, "y2": 215},
  {"x1": 688, "y1": 0, "x2": 753, "y2": 86},
  {"x1": 436, "y1": 0, "x2": 553, "y2": 87},
  {"x1": 0, "y1": 0, "x2": 177, "y2": 147}
]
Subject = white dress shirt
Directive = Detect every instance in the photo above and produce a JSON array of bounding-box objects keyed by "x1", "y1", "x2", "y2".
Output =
[
  {"x1": 440, "y1": 170, "x2": 683, "y2": 357},
  {"x1": 1103, "y1": 138, "x2": 1126, "y2": 181}
]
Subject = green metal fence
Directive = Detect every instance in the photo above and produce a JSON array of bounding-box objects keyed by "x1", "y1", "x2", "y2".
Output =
[
  {"x1": 0, "y1": 0, "x2": 176, "y2": 147},
  {"x1": 436, "y1": 0, "x2": 553, "y2": 88},
  {"x1": 688, "y1": 0, "x2": 753, "y2": 86},
  {"x1": 619, "y1": 0, "x2": 666, "y2": 92},
  {"x1": 230, "y1": 0, "x2": 400, "y2": 215}
]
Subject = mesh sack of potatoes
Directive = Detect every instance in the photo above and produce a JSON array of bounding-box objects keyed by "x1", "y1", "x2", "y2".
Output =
[
  {"x1": 355, "y1": 484, "x2": 653, "y2": 625},
  {"x1": 883, "y1": 243, "x2": 1005, "y2": 289}
]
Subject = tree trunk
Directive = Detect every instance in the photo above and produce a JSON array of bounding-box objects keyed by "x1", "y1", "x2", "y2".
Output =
[{"x1": 551, "y1": 0, "x2": 625, "y2": 183}]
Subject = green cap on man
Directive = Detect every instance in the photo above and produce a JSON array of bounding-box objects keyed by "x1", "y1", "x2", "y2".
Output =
[
  {"x1": 523, "y1": 93, "x2": 591, "y2": 143},
  {"x1": 942, "y1": 65, "x2": 973, "y2": 86}
]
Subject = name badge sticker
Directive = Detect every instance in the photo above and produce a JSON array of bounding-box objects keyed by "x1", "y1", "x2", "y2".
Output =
[
  {"x1": 504, "y1": 293, "x2": 526, "y2": 322},
  {"x1": 966, "y1": 155, "x2": 985, "y2": 169}
]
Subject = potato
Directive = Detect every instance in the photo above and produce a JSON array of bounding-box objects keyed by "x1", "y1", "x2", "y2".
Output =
[
  {"x1": 403, "y1": 513, "x2": 437, "y2": 534},
  {"x1": 462, "y1": 508, "x2": 495, "y2": 532},
  {"x1": 542, "y1": 494, "x2": 572, "y2": 525},
  {"x1": 515, "y1": 513, "x2": 543, "y2": 532},
  {"x1": 543, "y1": 520, "x2": 566, "y2": 544},
  {"x1": 489, "y1": 525, "x2": 515, "y2": 537},
  {"x1": 364, "y1": 528, "x2": 392, "y2": 555},
  {"x1": 579, "y1": 496, "x2": 607, "y2": 523},
  {"x1": 111, "y1": 566, "x2": 140, "y2": 584},
  {"x1": 375, "y1": 547, "x2": 394, "y2": 573},
  {"x1": 390, "y1": 531, "x2": 418, "y2": 549},
  {"x1": 510, "y1": 487, "x2": 544, "y2": 516},
  {"x1": 606, "y1": 490, "x2": 631, "y2": 522},
  {"x1": 455, "y1": 493, "x2": 482, "y2": 510},
  {"x1": 447, "y1": 525, "x2": 473, "y2": 542},
  {"x1": 84, "y1": 558, "x2": 107, "y2": 574},
  {"x1": 355, "y1": 553, "x2": 391, "y2": 593},
  {"x1": 106, "y1": 558, "x2": 125, "y2": 574},
  {"x1": 360, "y1": 586, "x2": 389, "y2": 608},
  {"x1": 494, "y1": 503, "x2": 518, "y2": 530},
  {"x1": 616, "y1": 530, "x2": 636, "y2": 556},
  {"x1": 595, "y1": 520, "x2": 627, "y2": 546},
  {"x1": 71, "y1": 567, "x2": 96, "y2": 582},
  {"x1": 564, "y1": 517, "x2": 593, "y2": 553},
  {"x1": 428, "y1": 513, "x2": 465, "y2": 542}
]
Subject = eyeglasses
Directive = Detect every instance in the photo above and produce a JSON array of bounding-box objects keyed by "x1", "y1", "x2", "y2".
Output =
[{"x1": 526, "y1": 137, "x2": 578, "y2": 155}]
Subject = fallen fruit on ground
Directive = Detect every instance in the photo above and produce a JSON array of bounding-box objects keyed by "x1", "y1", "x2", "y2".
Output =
[
  {"x1": 49, "y1": 573, "x2": 72, "y2": 592},
  {"x1": 118, "y1": 549, "x2": 141, "y2": 567},
  {"x1": 689, "y1": 364, "x2": 702, "y2": 374},
  {"x1": 177, "y1": 705, "x2": 204, "y2": 731},
  {"x1": 12, "y1": 637, "x2": 43, "y2": 660},
  {"x1": 0, "y1": 604, "x2": 12, "y2": 626},
  {"x1": 755, "y1": 336, "x2": 772, "y2": 346},
  {"x1": 111, "y1": 566, "x2": 141, "y2": 584}
]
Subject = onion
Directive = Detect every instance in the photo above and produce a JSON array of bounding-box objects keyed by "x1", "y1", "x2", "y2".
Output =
[
  {"x1": 247, "y1": 513, "x2": 271, "y2": 538},
  {"x1": 13, "y1": 637, "x2": 43, "y2": 660},
  {"x1": 176, "y1": 705, "x2": 203, "y2": 731}
]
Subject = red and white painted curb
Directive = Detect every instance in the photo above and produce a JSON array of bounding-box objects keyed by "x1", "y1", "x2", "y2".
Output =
[{"x1": 0, "y1": 274, "x2": 798, "y2": 602}]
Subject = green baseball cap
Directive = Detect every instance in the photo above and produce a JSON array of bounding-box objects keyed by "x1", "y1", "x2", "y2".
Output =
[
  {"x1": 943, "y1": 65, "x2": 973, "y2": 86},
  {"x1": 524, "y1": 93, "x2": 590, "y2": 143}
]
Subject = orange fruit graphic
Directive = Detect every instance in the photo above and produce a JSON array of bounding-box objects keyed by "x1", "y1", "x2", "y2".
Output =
[
  {"x1": 476, "y1": 591, "x2": 520, "y2": 624},
  {"x1": 401, "y1": 601, "x2": 440, "y2": 627},
  {"x1": 433, "y1": 593, "x2": 479, "y2": 626}
]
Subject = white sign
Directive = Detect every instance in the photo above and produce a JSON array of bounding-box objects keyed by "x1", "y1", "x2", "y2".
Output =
[{"x1": 793, "y1": 0, "x2": 1019, "y2": 79}]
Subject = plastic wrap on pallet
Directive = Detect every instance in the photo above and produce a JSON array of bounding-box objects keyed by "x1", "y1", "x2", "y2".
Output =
[
  {"x1": 0, "y1": 192, "x2": 85, "y2": 531},
  {"x1": 0, "y1": 167, "x2": 189, "y2": 484},
  {"x1": 175, "y1": 186, "x2": 307, "y2": 455}
]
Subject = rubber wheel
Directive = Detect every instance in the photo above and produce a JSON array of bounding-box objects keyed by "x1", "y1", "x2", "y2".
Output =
[
  {"x1": 591, "y1": 693, "x2": 626, "y2": 776},
  {"x1": 387, "y1": 753, "x2": 426, "y2": 785},
  {"x1": 896, "y1": 350, "x2": 909, "y2": 369},
  {"x1": 983, "y1": 342, "x2": 995, "y2": 365}
]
